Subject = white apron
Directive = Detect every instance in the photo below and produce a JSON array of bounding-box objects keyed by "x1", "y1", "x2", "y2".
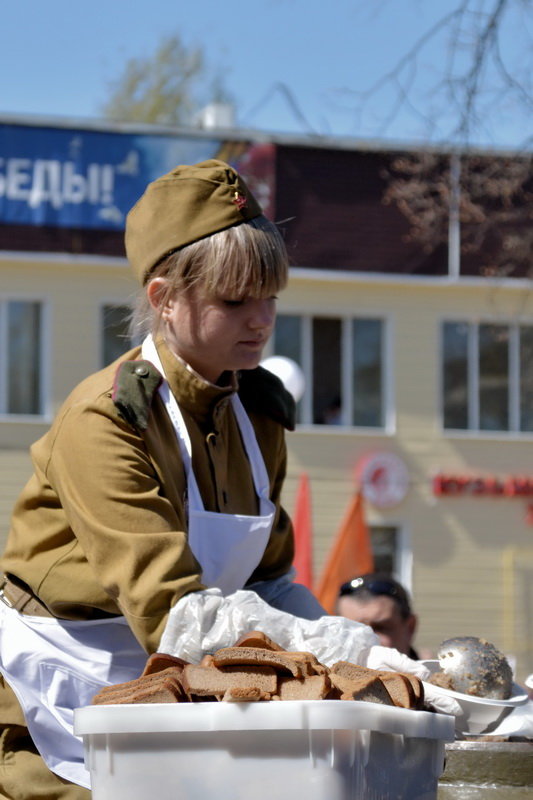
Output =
[
  {"x1": 142, "y1": 334, "x2": 276, "y2": 595},
  {"x1": 0, "y1": 336, "x2": 275, "y2": 787},
  {"x1": 0, "y1": 608, "x2": 145, "y2": 787}
]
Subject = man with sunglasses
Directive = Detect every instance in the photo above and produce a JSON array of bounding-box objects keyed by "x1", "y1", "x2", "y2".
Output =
[{"x1": 337, "y1": 573, "x2": 419, "y2": 659}]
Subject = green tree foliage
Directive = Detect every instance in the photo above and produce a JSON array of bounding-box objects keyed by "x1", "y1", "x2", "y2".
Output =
[{"x1": 100, "y1": 34, "x2": 228, "y2": 126}]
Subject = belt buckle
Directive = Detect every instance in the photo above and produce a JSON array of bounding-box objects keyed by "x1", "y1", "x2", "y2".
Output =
[{"x1": 0, "y1": 577, "x2": 14, "y2": 608}]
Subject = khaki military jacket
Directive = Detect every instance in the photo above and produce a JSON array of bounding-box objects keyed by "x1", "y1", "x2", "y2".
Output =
[{"x1": 1, "y1": 340, "x2": 295, "y2": 655}]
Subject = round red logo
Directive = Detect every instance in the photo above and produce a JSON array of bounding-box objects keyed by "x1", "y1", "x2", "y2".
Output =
[{"x1": 357, "y1": 452, "x2": 410, "y2": 509}]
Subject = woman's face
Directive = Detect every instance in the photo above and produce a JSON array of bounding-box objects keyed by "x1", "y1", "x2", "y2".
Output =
[{"x1": 150, "y1": 280, "x2": 277, "y2": 383}]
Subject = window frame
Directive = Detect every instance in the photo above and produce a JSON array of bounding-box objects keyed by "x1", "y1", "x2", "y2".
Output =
[
  {"x1": 440, "y1": 316, "x2": 533, "y2": 437},
  {"x1": 272, "y1": 310, "x2": 394, "y2": 433},
  {"x1": 0, "y1": 294, "x2": 49, "y2": 420},
  {"x1": 98, "y1": 300, "x2": 136, "y2": 369},
  {"x1": 374, "y1": 520, "x2": 413, "y2": 592}
]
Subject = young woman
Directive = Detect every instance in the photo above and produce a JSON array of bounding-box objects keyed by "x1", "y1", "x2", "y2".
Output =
[{"x1": 0, "y1": 160, "x2": 453, "y2": 797}]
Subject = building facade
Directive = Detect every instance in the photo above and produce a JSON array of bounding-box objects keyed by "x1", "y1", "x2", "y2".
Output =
[{"x1": 0, "y1": 115, "x2": 531, "y2": 680}]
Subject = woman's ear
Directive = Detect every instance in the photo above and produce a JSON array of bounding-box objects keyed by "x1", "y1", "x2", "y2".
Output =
[{"x1": 146, "y1": 277, "x2": 172, "y2": 316}]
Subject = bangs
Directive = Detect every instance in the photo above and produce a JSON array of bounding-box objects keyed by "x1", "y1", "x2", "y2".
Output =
[
  {"x1": 178, "y1": 216, "x2": 289, "y2": 298},
  {"x1": 130, "y1": 216, "x2": 289, "y2": 339}
]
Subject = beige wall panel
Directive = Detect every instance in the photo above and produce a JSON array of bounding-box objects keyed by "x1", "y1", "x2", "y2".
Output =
[
  {"x1": 2, "y1": 257, "x2": 532, "y2": 679},
  {"x1": 1, "y1": 257, "x2": 136, "y2": 414},
  {"x1": 0, "y1": 422, "x2": 48, "y2": 451},
  {"x1": 0, "y1": 450, "x2": 33, "y2": 554},
  {"x1": 280, "y1": 276, "x2": 533, "y2": 679}
]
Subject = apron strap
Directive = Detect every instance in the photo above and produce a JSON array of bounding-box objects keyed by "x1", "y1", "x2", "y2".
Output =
[{"x1": 142, "y1": 335, "x2": 271, "y2": 513}]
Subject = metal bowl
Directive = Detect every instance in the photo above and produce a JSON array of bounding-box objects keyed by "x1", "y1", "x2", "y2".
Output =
[
  {"x1": 436, "y1": 636, "x2": 513, "y2": 699},
  {"x1": 422, "y1": 660, "x2": 528, "y2": 735}
]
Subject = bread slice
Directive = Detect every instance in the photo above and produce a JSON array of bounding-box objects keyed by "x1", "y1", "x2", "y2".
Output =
[
  {"x1": 212, "y1": 647, "x2": 303, "y2": 677},
  {"x1": 103, "y1": 677, "x2": 182, "y2": 705},
  {"x1": 377, "y1": 671, "x2": 416, "y2": 709},
  {"x1": 92, "y1": 670, "x2": 185, "y2": 705},
  {"x1": 400, "y1": 673, "x2": 425, "y2": 709},
  {"x1": 347, "y1": 675, "x2": 394, "y2": 704},
  {"x1": 141, "y1": 652, "x2": 189, "y2": 677},
  {"x1": 91, "y1": 667, "x2": 185, "y2": 704},
  {"x1": 222, "y1": 687, "x2": 269, "y2": 702},
  {"x1": 279, "y1": 652, "x2": 328, "y2": 676},
  {"x1": 181, "y1": 663, "x2": 278, "y2": 699},
  {"x1": 328, "y1": 661, "x2": 423, "y2": 708},
  {"x1": 329, "y1": 661, "x2": 376, "y2": 681},
  {"x1": 233, "y1": 630, "x2": 284, "y2": 651},
  {"x1": 329, "y1": 672, "x2": 394, "y2": 704},
  {"x1": 277, "y1": 674, "x2": 331, "y2": 700}
]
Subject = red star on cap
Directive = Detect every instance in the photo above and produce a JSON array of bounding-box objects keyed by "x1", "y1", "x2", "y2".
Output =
[{"x1": 233, "y1": 192, "x2": 247, "y2": 211}]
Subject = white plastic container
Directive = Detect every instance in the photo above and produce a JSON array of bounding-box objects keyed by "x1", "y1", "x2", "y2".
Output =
[{"x1": 74, "y1": 700, "x2": 454, "y2": 800}]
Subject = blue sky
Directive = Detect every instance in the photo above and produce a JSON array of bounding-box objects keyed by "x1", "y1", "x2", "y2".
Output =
[{"x1": 3, "y1": 0, "x2": 531, "y2": 148}]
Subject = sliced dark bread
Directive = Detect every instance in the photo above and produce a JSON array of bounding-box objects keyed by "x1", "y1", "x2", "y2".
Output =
[
  {"x1": 329, "y1": 672, "x2": 394, "y2": 704},
  {"x1": 91, "y1": 667, "x2": 185, "y2": 704},
  {"x1": 92, "y1": 671, "x2": 185, "y2": 705},
  {"x1": 212, "y1": 647, "x2": 303, "y2": 677},
  {"x1": 141, "y1": 652, "x2": 189, "y2": 676},
  {"x1": 233, "y1": 630, "x2": 284, "y2": 651},
  {"x1": 222, "y1": 687, "x2": 270, "y2": 702},
  {"x1": 280, "y1": 652, "x2": 328, "y2": 675},
  {"x1": 277, "y1": 673, "x2": 331, "y2": 701},
  {"x1": 401, "y1": 672, "x2": 425, "y2": 709},
  {"x1": 181, "y1": 663, "x2": 278, "y2": 699},
  {"x1": 377, "y1": 671, "x2": 416, "y2": 709}
]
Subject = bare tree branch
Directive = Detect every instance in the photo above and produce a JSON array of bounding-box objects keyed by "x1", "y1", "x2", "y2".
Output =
[{"x1": 339, "y1": 0, "x2": 533, "y2": 145}]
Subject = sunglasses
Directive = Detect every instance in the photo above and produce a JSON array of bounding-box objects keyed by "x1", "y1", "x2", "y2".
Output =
[{"x1": 339, "y1": 576, "x2": 412, "y2": 618}]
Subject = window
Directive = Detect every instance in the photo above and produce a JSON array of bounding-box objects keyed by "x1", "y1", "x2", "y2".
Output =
[
  {"x1": 442, "y1": 321, "x2": 533, "y2": 433},
  {"x1": 274, "y1": 315, "x2": 303, "y2": 423},
  {"x1": 352, "y1": 319, "x2": 384, "y2": 427},
  {"x1": 101, "y1": 304, "x2": 133, "y2": 367},
  {"x1": 369, "y1": 525, "x2": 398, "y2": 575},
  {"x1": 0, "y1": 300, "x2": 43, "y2": 415},
  {"x1": 274, "y1": 314, "x2": 387, "y2": 428}
]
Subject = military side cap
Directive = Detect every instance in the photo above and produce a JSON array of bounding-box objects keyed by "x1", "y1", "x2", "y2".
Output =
[{"x1": 125, "y1": 159, "x2": 263, "y2": 284}]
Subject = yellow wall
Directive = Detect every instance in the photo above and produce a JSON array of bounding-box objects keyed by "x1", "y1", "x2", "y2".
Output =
[
  {"x1": 1, "y1": 256, "x2": 532, "y2": 680},
  {"x1": 279, "y1": 272, "x2": 533, "y2": 681},
  {"x1": 0, "y1": 252, "x2": 136, "y2": 542}
]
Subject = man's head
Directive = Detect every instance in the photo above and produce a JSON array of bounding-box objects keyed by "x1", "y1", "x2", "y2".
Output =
[{"x1": 336, "y1": 573, "x2": 418, "y2": 656}]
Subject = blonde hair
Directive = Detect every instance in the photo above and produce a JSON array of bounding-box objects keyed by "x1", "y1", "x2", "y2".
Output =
[{"x1": 129, "y1": 216, "x2": 289, "y2": 339}]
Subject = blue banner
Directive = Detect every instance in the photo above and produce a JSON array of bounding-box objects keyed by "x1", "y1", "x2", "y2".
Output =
[{"x1": 0, "y1": 123, "x2": 227, "y2": 230}]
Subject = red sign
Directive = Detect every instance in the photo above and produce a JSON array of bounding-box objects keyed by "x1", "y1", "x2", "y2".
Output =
[
  {"x1": 433, "y1": 473, "x2": 533, "y2": 525},
  {"x1": 433, "y1": 474, "x2": 533, "y2": 497},
  {"x1": 356, "y1": 452, "x2": 409, "y2": 509}
]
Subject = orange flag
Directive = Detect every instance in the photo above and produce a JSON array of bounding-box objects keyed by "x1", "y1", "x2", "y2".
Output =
[
  {"x1": 292, "y1": 472, "x2": 314, "y2": 589},
  {"x1": 315, "y1": 490, "x2": 374, "y2": 613}
]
